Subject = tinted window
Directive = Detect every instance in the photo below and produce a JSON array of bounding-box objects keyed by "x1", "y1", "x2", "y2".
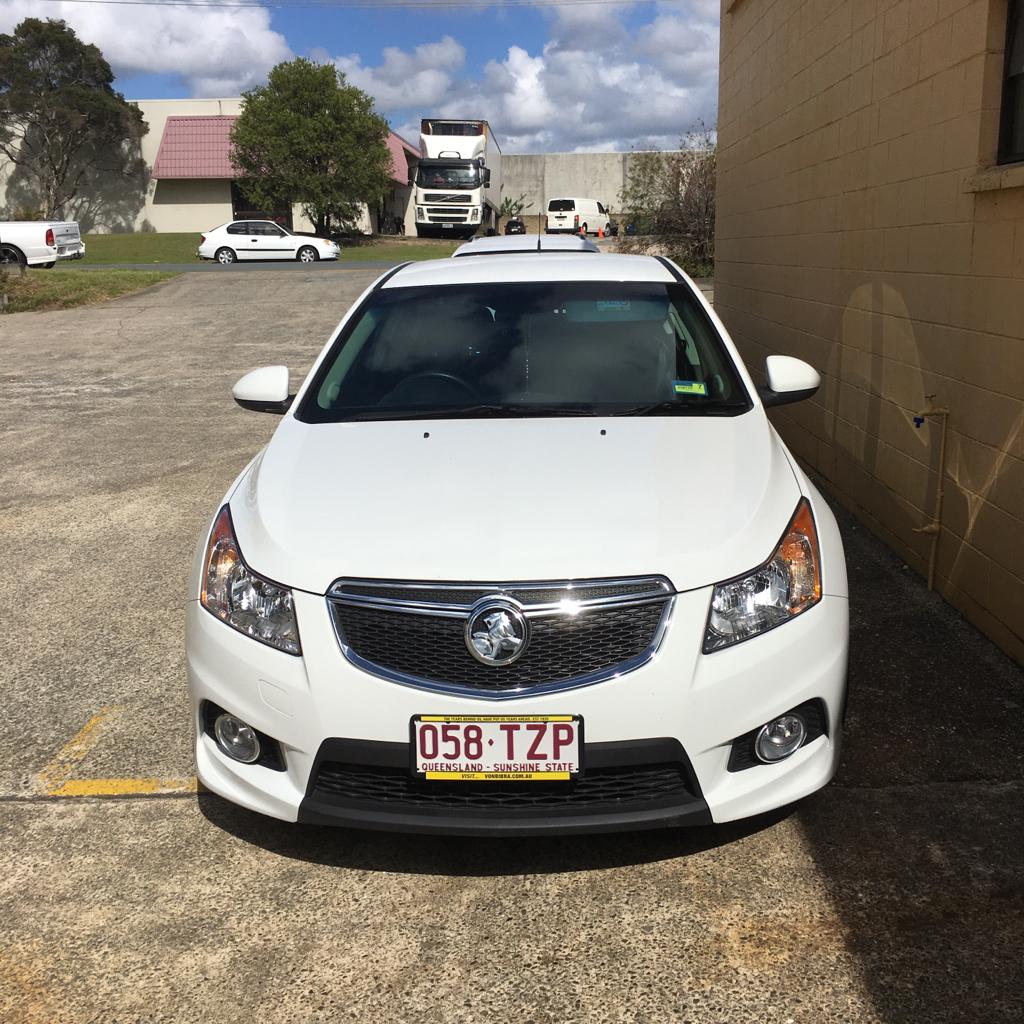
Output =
[
  {"x1": 548, "y1": 200, "x2": 575, "y2": 212},
  {"x1": 299, "y1": 281, "x2": 751, "y2": 422},
  {"x1": 226, "y1": 222, "x2": 248, "y2": 235},
  {"x1": 1001, "y1": 0, "x2": 1024, "y2": 163},
  {"x1": 598, "y1": 203, "x2": 607, "y2": 214}
]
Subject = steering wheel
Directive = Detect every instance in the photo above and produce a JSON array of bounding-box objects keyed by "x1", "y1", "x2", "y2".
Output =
[{"x1": 398, "y1": 372, "x2": 478, "y2": 399}]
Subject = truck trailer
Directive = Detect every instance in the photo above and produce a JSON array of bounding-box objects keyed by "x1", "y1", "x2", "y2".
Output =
[{"x1": 412, "y1": 119, "x2": 501, "y2": 239}]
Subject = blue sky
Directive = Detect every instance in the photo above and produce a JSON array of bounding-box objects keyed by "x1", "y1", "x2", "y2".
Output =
[{"x1": 0, "y1": 0, "x2": 720, "y2": 151}]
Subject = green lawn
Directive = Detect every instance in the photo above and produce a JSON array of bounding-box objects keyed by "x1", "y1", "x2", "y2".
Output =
[
  {"x1": 80, "y1": 232, "x2": 458, "y2": 265},
  {"x1": 80, "y1": 232, "x2": 201, "y2": 264},
  {"x1": 1, "y1": 267, "x2": 178, "y2": 313}
]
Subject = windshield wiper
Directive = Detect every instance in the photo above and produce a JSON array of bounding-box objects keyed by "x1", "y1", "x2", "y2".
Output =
[
  {"x1": 610, "y1": 400, "x2": 741, "y2": 416},
  {"x1": 341, "y1": 404, "x2": 599, "y2": 422}
]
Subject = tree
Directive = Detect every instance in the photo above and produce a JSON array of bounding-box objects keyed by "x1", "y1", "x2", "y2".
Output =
[
  {"x1": 617, "y1": 122, "x2": 717, "y2": 276},
  {"x1": 230, "y1": 59, "x2": 393, "y2": 236},
  {"x1": 500, "y1": 191, "x2": 532, "y2": 219},
  {"x1": 0, "y1": 19, "x2": 147, "y2": 221}
]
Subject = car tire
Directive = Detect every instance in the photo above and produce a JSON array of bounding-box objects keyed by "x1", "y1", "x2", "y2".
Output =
[
  {"x1": 215, "y1": 247, "x2": 237, "y2": 265},
  {"x1": 581, "y1": 223, "x2": 588, "y2": 236},
  {"x1": 42, "y1": 261, "x2": 56, "y2": 269},
  {"x1": 297, "y1": 246, "x2": 319, "y2": 263},
  {"x1": 0, "y1": 243, "x2": 26, "y2": 265}
]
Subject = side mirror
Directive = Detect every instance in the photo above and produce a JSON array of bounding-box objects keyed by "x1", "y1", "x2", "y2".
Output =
[
  {"x1": 233, "y1": 365, "x2": 295, "y2": 414},
  {"x1": 758, "y1": 355, "x2": 820, "y2": 408},
  {"x1": 408, "y1": 177, "x2": 415, "y2": 187}
]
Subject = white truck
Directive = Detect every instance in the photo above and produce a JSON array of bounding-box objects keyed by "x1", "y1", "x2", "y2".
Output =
[
  {"x1": 412, "y1": 119, "x2": 501, "y2": 240},
  {"x1": 0, "y1": 221, "x2": 85, "y2": 267}
]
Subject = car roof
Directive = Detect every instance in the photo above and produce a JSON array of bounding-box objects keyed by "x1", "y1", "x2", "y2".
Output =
[
  {"x1": 452, "y1": 235, "x2": 600, "y2": 257},
  {"x1": 383, "y1": 252, "x2": 677, "y2": 287}
]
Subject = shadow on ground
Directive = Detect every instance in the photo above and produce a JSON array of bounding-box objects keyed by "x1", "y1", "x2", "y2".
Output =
[
  {"x1": 796, "y1": 500, "x2": 1024, "y2": 1024},
  {"x1": 198, "y1": 790, "x2": 793, "y2": 875}
]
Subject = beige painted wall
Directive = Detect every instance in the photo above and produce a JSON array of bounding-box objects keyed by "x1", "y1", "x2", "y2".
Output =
[
  {"x1": 131, "y1": 98, "x2": 241, "y2": 232},
  {"x1": 716, "y1": 0, "x2": 1024, "y2": 664}
]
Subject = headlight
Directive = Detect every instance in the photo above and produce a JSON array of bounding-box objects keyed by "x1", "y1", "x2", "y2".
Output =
[
  {"x1": 703, "y1": 498, "x2": 821, "y2": 652},
  {"x1": 416, "y1": 207, "x2": 425, "y2": 219},
  {"x1": 200, "y1": 506, "x2": 301, "y2": 655}
]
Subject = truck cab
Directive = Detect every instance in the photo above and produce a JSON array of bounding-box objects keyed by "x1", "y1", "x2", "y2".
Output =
[{"x1": 413, "y1": 120, "x2": 501, "y2": 240}]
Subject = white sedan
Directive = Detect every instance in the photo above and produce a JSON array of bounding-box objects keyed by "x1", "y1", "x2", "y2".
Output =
[
  {"x1": 197, "y1": 221, "x2": 341, "y2": 264},
  {"x1": 186, "y1": 247, "x2": 849, "y2": 835}
]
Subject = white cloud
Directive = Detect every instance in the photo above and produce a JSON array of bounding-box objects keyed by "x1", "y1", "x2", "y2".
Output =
[
  {"x1": 336, "y1": 2, "x2": 719, "y2": 152},
  {"x1": 334, "y1": 35, "x2": 465, "y2": 111},
  {"x1": 0, "y1": 0, "x2": 292, "y2": 96}
]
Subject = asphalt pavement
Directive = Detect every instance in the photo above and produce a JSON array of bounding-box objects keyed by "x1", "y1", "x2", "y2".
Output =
[
  {"x1": 74, "y1": 259, "x2": 407, "y2": 272},
  {"x1": 1, "y1": 271, "x2": 1021, "y2": 1023}
]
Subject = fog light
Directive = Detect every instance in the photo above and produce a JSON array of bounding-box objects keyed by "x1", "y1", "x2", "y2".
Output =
[
  {"x1": 214, "y1": 714, "x2": 261, "y2": 763},
  {"x1": 755, "y1": 714, "x2": 807, "y2": 763}
]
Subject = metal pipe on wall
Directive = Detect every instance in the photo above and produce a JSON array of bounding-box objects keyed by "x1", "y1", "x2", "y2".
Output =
[{"x1": 913, "y1": 395, "x2": 950, "y2": 591}]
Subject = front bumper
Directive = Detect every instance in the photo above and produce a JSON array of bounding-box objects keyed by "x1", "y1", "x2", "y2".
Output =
[{"x1": 186, "y1": 573, "x2": 848, "y2": 833}]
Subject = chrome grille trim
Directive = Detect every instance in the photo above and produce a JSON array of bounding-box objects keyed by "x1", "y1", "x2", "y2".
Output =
[
  {"x1": 424, "y1": 193, "x2": 473, "y2": 202},
  {"x1": 326, "y1": 576, "x2": 675, "y2": 698}
]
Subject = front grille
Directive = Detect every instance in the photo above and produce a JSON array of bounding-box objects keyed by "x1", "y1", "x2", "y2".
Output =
[
  {"x1": 424, "y1": 193, "x2": 471, "y2": 203},
  {"x1": 327, "y1": 576, "x2": 673, "y2": 694},
  {"x1": 428, "y1": 216, "x2": 468, "y2": 223},
  {"x1": 314, "y1": 761, "x2": 693, "y2": 810}
]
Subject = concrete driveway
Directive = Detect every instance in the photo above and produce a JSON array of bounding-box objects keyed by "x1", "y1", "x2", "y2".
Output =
[{"x1": 1, "y1": 272, "x2": 1022, "y2": 1024}]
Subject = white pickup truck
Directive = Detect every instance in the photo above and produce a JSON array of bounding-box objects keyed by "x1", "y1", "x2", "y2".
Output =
[{"x1": 0, "y1": 221, "x2": 85, "y2": 268}]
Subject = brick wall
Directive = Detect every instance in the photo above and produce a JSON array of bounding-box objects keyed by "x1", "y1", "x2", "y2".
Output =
[{"x1": 716, "y1": 0, "x2": 1024, "y2": 664}]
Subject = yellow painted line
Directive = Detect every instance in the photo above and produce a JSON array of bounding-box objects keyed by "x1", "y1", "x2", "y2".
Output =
[
  {"x1": 49, "y1": 777, "x2": 198, "y2": 797},
  {"x1": 34, "y1": 706, "x2": 125, "y2": 795}
]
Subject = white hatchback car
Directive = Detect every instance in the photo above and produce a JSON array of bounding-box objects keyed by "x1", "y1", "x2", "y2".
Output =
[
  {"x1": 198, "y1": 221, "x2": 341, "y2": 264},
  {"x1": 186, "y1": 251, "x2": 848, "y2": 835}
]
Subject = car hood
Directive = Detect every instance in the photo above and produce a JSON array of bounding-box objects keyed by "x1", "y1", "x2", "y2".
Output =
[{"x1": 229, "y1": 412, "x2": 801, "y2": 596}]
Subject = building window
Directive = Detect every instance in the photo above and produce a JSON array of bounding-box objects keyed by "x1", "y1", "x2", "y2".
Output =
[
  {"x1": 230, "y1": 181, "x2": 292, "y2": 229},
  {"x1": 1000, "y1": 0, "x2": 1024, "y2": 163}
]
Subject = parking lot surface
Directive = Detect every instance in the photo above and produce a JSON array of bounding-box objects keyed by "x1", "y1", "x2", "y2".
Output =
[{"x1": 1, "y1": 271, "x2": 1022, "y2": 1023}]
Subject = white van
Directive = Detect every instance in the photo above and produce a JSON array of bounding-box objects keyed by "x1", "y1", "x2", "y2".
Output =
[{"x1": 545, "y1": 198, "x2": 612, "y2": 236}]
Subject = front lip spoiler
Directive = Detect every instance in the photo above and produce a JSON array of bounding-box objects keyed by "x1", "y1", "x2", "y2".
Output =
[{"x1": 296, "y1": 797, "x2": 712, "y2": 836}]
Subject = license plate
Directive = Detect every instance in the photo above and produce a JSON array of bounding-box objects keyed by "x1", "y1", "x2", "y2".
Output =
[
  {"x1": 412, "y1": 715, "x2": 582, "y2": 781},
  {"x1": 442, "y1": 222, "x2": 454, "y2": 229}
]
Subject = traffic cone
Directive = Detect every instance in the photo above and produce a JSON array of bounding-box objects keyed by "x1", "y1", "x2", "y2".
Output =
[{"x1": 598, "y1": 226, "x2": 604, "y2": 238}]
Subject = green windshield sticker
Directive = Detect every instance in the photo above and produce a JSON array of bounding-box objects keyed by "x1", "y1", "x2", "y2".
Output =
[
  {"x1": 672, "y1": 380, "x2": 708, "y2": 396},
  {"x1": 596, "y1": 300, "x2": 631, "y2": 310}
]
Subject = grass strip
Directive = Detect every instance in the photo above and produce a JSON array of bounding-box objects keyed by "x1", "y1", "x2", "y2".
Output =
[
  {"x1": 79, "y1": 232, "x2": 459, "y2": 265},
  {"x1": 80, "y1": 232, "x2": 200, "y2": 264},
  {"x1": 1, "y1": 267, "x2": 179, "y2": 313}
]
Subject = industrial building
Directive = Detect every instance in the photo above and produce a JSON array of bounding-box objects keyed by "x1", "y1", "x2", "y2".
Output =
[{"x1": 716, "y1": 0, "x2": 1024, "y2": 664}]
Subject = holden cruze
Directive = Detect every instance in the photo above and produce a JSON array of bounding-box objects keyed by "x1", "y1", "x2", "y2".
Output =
[{"x1": 186, "y1": 247, "x2": 848, "y2": 835}]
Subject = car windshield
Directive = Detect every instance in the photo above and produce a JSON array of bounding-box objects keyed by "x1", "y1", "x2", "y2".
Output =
[
  {"x1": 417, "y1": 165, "x2": 479, "y2": 189},
  {"x1": 298, "y1": 281, "x2": 751, "y2": 422}
]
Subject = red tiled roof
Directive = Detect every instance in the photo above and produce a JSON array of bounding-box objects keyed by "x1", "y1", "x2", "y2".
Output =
[
  {"x1": 386, "y1": 131, "x2": 421, "y2": 184},
  {"x1": 152, "y1": 115, "x2": 421, "y2": 184},
  {"x1": 151, "y1": 116, "x2": 238, "y2": 179}
]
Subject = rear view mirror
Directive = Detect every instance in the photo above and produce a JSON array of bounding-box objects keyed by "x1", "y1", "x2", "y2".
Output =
[
  {"x1": 758, "y1": 355, "x2": 820, "y2": 408},
  {"x1": 233, "y1": 365, "x2": 295, "y2": 414}
]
